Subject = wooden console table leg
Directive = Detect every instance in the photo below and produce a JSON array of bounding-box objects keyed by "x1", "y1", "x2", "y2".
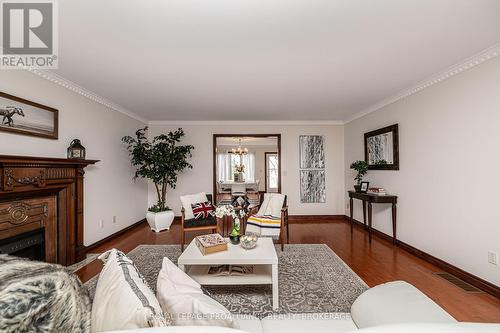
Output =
[
  {"x1": 362, "y1": 201, "x2": 367, "y2": 228},
  {"x1": 349, "y1": 197, "x2": 354, "y2": 232},
  {"x1": 368, "y1": 202, "x2": 373, "y2": 243},
  {"x1": 392, "y1": 203, "x2": 397, "y2": 244}
]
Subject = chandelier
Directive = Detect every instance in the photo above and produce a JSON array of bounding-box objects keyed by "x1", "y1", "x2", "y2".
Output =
[{"x1": 231, "y1": 138, "x2": 248, "y2": 156}]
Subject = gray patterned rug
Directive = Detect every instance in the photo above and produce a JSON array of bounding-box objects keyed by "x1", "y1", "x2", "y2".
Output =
[{"x1": 84, "y1": 244, "x2": 367, "y2": 318}]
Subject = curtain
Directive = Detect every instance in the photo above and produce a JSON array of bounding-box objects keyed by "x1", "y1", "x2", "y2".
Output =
[
  {"x1": 216, "y1": 153, "x2": 231, "y2": 181},
  {"x1": 242, "y1": 153, "x2": 255, "y2": 181},
  {"x1": 217, "y1": 152, "x2": 255, "y2": 181}
]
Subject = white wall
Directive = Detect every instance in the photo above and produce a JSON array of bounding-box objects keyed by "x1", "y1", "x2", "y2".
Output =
[
  {"x1": 344, "y1": 57, "x2": 500, "y2": 286},
  {"x1": 252, "y1": 146, "x2": 278, "y2": 191},
  {"x1": 0, "y1": 70, "x2": 148, "y2": 246},
  {"x1": 148, "y1": 124, "x2": 344, "y2": 216}
]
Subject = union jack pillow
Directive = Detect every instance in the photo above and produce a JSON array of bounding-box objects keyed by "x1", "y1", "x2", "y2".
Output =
[{"x1": 191, "y1": 201, "x2": 215, "y2": 219}]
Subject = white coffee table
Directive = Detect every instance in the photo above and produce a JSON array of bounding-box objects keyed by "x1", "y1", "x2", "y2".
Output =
[{"x1": 177, "y1": 237, "x2": 279, "y2": 309}]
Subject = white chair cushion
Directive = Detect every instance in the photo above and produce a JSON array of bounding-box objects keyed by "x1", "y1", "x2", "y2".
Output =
[
  {"x1": 351, "y1": 281, "x2": 456, "y2": 329},
  {"x1": 156, "y1": 258, "x2": 238, "y2": 329},
  {"x1": 91, "y1": 249, "x2": 169, "y2": 332},
  {"x1": 180, "y1": 192, "x2": 208, "y2": 220},
  {"x1": 257, "y1": 193, "x2": 285, "y2": 217},
  {"x1": 261, "y1": 313, "x2": 356, "y2": 333},
  {"x1": 231, "y1": 183, "x2": 246, "y2": 195}
]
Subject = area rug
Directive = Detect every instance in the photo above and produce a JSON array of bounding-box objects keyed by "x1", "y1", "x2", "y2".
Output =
[{"x1": 84, "y1": 244, "x2": 368, "y2": 318}]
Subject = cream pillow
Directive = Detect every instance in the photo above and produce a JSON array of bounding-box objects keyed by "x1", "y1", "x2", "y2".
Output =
[
  {"x1": 180, "y1": 192, "x2": 208, "y2": 220},
  {"x1": 156, "y1": 257, "x2": 238, "y2": 329},
  {"x1": 91, "y1": 249, "x2": 170, "y2": 332}
]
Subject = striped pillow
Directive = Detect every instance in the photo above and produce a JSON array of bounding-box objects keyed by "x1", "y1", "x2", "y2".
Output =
[{"x1": 91, "y1": 249, "x2": 171, "y2": 331}]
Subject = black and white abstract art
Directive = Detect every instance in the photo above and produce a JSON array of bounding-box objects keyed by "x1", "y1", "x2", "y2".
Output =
[
  {"x1": 299, "y1": 135, "x2": 325, "y2": 169},
  {"x1": 300, "y1": 170, "x2": 326, "y2": 203},
  {"x1": 299, "y1": 135, "x2": 326, "y2": 203}
]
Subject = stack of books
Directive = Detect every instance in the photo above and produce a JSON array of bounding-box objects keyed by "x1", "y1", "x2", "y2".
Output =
[
  {"x1": 195, "y1": 233, "x2": 228, "y2": 255},
  {"x1": 367, "y1": 187, "x2": 387, "y2": 195},
  {"x1": 208, "y1": 265, "x2": 254, "y2": 276}
]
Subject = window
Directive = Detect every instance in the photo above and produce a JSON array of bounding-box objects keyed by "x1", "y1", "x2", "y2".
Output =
[
  {"x1": 266, "y1": 153, "x2": 278, "y2": 192},
  {"x1": 216, "y1": 152, "x2": 255, "y2": 181}
]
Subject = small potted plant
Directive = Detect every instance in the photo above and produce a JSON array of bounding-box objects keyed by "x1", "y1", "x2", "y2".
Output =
[
  {"x1": 350, "y1": 160, "x2": 368, "y2": 192},
  {"x1": 123, "y1": 127, "x2": 194, "y2": 232}
]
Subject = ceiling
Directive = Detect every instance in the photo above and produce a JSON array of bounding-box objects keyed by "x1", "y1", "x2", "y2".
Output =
[{"x1": 54, "y1": 0, "x2": 500, "y2": 122}]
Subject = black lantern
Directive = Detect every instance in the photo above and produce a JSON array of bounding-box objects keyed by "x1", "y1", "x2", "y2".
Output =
[{"x1": 67, "y1": 139, "x2": 86, "y2": 159}]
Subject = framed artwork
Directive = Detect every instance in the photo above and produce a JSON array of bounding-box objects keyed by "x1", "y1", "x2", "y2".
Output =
[
  {"x1": 299, "y1": 135, "x2": 325, "y2": 169},
  {"x1": 360, "y1": 181, "x2": 370, "y2": 193},
  {"x1": 0, "y1": 92, "x2": 58, "y2": 139},
  {"x1": 364, "y1": 124, "x2": 399, "y2": 170},
  {"x1": 299, "y1": 135, "x2": 326, "y2": 203},
  {"x1": 300, "y1": 170, "x2": 326, "y2": 203}
]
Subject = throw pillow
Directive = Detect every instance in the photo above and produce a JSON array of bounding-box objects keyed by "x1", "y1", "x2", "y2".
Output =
[
  {"x1": 191, "y1": 201, "x2": 215, "y2": 219},
  {"x1": 180, "y1": 192, "x2": 208, "y2": 220},
  {"x1": 91, "y1": 249, "x2": 170, "y2": 332},
  {"x1": 156, "y1": 257, "x2": 239, "y2": 329},
  {"x1": 0, "y1": 255, "x2": 91, "y2": 333}
]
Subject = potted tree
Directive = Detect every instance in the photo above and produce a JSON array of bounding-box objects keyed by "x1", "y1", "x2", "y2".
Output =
[
  {"x1": 350, "y1": 160, "x2": 368, "y2": 192},
  {"x1": 123, "y1": 127, "x2": 194, "y2": 232}
]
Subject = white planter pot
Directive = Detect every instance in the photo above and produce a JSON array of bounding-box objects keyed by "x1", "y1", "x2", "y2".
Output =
[{"x1": 146, "y1": 210, "x2": 174, "y2": 232}]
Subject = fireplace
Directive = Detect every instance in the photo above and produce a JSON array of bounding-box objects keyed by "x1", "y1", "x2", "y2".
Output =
[
  {"x1": 0, "y1": 155, "x2": 98, "y2": 265},
  {"x1": 0, "y1": 228, "x2": 45, "y2": 261}
]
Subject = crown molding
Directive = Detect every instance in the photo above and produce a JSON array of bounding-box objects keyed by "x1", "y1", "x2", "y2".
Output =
[
  {"x1": 148, "y1": 120, "x2": 344, "y2": 126},
  {"x1": 26, "y1": 69, "x2": 148, "y2": 124},
  {"x1": 344, "y1": 43, "x2": 500, "y2": 124}
]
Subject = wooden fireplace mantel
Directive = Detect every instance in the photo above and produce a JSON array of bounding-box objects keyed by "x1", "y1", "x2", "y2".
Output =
[{"x1": 0, "y1": 155, "x2": 99, "y2": 265}]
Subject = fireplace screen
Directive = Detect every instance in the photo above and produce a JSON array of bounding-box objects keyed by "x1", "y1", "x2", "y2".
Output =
[{"x1": 0, "y1": 229, "x2": 45, "y2": 261}]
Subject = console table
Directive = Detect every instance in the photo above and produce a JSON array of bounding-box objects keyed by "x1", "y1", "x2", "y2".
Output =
[{"x1": 348, "y1": 191, "x2": 398, "y2": 244}]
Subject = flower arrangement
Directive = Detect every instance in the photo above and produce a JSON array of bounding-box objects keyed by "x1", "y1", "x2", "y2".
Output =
[
  {"x1": 215, "y1": 205, "x2": 247, "y2": 244},
  {"x1": 234, "y1": 164, "x2": 245, "y2": 173},
  {"x1": 214, "y1": 205, "x2": 246, "y2": 228}
]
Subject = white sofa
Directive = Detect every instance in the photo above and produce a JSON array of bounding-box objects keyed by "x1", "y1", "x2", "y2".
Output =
[{"x1": 104, "y1": 281, "x2": 500, "y2": 333}]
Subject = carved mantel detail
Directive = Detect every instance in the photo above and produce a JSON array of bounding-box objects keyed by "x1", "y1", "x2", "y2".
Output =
[
  {"x1": 0, "y1": 155, "x2": 99, "y2": 265},
  {"x1": 3, "y1": 168, "x2": 46, "y2": 191}
]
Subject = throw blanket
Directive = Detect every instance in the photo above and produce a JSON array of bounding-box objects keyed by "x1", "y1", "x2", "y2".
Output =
[
  {"x1": 0, "y1": 255, "x2": 91, "y2": 333},
  {"x1": 245, "y1": 193, "x2": 285, "y2": 237},
  {"x1": 246, "y1": 214, "x2": 282, "y2": 237}
]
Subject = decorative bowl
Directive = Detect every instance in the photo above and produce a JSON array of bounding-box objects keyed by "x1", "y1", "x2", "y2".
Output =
[{"x1": 240, "y1": 235, "x2": 258, "y2": 250}]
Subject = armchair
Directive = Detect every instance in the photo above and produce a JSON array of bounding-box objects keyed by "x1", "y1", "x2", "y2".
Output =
[
  {"x1": 180, "y1": 194, "x2": 219, "y2": 252},
  {"x1": 245, "y1": 193, "x2": 289, "y2": 251}
]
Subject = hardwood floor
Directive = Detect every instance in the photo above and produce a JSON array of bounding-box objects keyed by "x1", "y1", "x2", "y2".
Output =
[{"x1": 75, "y1": 218, "x2": 500, "y2": 323}]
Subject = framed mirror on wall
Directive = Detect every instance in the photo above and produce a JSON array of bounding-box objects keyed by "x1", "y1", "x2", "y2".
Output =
[
  {"x1": 213, "y1": 134, "x2": 281, "y2": 207},
  {"x1": 364, "y1": 124, "x2": 399, "y2": 170}
]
